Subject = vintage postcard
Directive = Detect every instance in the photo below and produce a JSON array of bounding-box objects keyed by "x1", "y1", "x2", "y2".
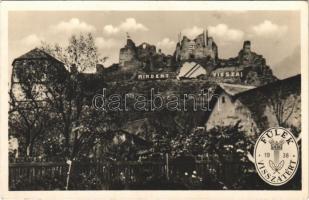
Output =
[{"x1": 0, "y1": 1, "x2": 308, "y2": 200}]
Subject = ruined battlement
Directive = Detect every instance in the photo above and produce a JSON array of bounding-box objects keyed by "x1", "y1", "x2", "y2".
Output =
[
  {"x1": 119, "y1": 30, "x2": 218, "y2": 69},
  {"x1": 175, "y1": 30, "x2": 218, "y2": 62},
  {"x1": 118, "y1": 35, "x2": 174, "y2": 72}
]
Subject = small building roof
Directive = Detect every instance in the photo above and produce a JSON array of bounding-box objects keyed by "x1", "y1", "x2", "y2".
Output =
[
  {"x1": 213, "y1": 75, "x2": 301, "y2": 131},
  {"x1": 12, "y1": 48, "x2": 64, "y2": 65},
  {"x1": 218, "y1": 75, "x2": 300, "y2": 99},
  {"x1": 219, "y1": 83, "x2": 256, "y2": 96},
  {"x1": 234, "y1": 74, "x2": 300, "y2": 99}
]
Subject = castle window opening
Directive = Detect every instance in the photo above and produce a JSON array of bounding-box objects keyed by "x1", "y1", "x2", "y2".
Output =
[{"x1": 222, "y1": 96, "x2": 225, "y2": 103}]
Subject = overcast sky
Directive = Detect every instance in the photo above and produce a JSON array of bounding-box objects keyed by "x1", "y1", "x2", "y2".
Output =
[{"x1": 9, "y1": 11, "x2": 300, "y2": 78}]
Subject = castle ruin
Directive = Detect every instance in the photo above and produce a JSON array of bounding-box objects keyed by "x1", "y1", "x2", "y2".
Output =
[
  {"x1": 119, "y1": 30, "x2": 218, "y2": 70},
  {"x1": 115, "y1": 30, "x2": 276, "y2": 86}
]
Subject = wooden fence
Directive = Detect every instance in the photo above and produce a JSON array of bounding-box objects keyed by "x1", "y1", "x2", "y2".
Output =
[{"x1": 9, "y1": 156, "x2": 244, "y2": 190}]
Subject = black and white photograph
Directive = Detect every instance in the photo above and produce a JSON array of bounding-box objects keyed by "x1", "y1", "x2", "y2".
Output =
[{"x1": 1, "y1": 2, "x2": 308, "y2": 197}]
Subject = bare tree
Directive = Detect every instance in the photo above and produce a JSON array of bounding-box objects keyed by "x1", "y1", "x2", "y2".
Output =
[
  {"x1": 41, "y1": 33, "x2": 108, "y2": 72},
  {"x1": 269, "y1": 84, "x2": 301, "y2": 127}
]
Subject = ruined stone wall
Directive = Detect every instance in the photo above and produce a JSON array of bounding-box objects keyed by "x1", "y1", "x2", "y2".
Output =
[
  {"x1": 175, "y1": 44, "x2": 181, "y2": 62},
  {"x1": 119, "y1": 38, "x2": 175, "y2": 72},
  {"x1": 194, "y1": 47, "x2": 205, "y2": 59},
  {"x1": 119, "y1": 47, "x2": 137, "y2": 67},
  {"x1": 207, "y1": 37, "x2": 213, "y2": 49},
  {"x1": 137, "y1": 43, "x2": 156, "y2": 61},
  {"x1": 165, "y1": 55, "x2": 173, "y2": 67},
  {"x1": 123, "y1": 59, "x2": 142, "y2": 70},
  {"x1": 177, "y1": 34, "x2": 217, "y2": 61},
  {"x1": 179, "y1": 37, "x2": 193, "y2": 60},
  {"x1": 118, "y1": 39, "x2": 139, "y2": 67},
  {"x1": 195, "y1": 34, "x2": 205, "y2": 48}
]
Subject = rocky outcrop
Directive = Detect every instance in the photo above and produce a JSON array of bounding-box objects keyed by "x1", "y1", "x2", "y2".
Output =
[{"x1": 213, "y1": 41, "x2": 277, "y2": 86}]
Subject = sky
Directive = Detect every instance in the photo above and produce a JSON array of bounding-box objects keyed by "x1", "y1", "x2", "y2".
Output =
[{"x1": 9, "y1": 11, "x2": 300, "y2": 79}]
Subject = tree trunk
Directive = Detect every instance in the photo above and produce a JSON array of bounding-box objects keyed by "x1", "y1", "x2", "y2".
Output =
[
  {"x1": 26, "y1": 143, "x2": 33, "y2": 156},
  {"x1": 63, "y1": 121, "x2": 71, "y2": 156},
  {"x1": 26, "y1": 131, "x2": 31, "y2": 156},
  {"x1": 26, "y1": 145, "x2": 30, "y2": 156}
]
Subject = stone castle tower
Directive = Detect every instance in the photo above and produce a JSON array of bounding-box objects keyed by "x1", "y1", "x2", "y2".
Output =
[
  {"x1": 119, "y1": 33, "x2": 157, "y2": 68},
  {"x1": 119, "y1": 34, "x2": 138, "y2": 67},
  {"x1": 175, "y1": 30, "x2": 218, "y2": 62}
]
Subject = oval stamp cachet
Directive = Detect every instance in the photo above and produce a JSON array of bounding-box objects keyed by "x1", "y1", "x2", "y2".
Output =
[{"x1": 254, "y1": 127, "x2": 299, "y2": 186}]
